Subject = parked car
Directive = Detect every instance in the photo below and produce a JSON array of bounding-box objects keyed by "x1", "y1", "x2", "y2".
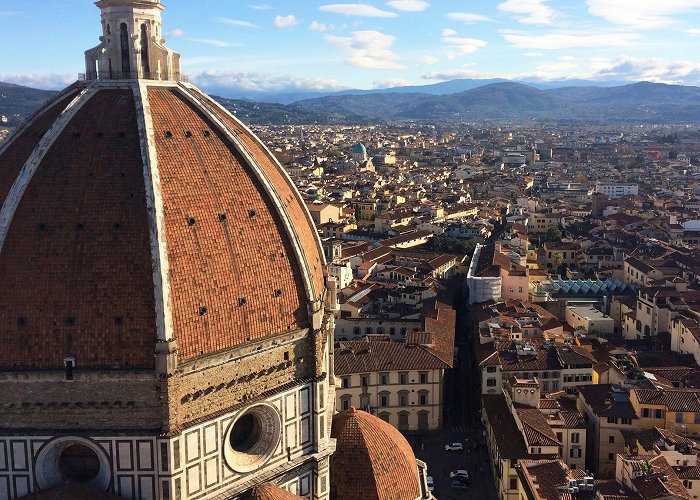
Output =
[
  {"x1": 426, "y1": 476, "x2": 434, "y2": 493},
  {"x1": 451, "y1": 478, "x2": 469, "y2": 490},
  {"x1": 450, "y1": 469, "x2": 470, "y2": 480},
  {"x1": 445, "y1": 442, "x2": 464, "y2": 451}
]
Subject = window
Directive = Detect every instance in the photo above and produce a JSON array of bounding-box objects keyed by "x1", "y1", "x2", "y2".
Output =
[
  {"x1": 571, "y1": 433, "x2": 580, "y2": 444},
  {"x1": 608, "y1": 435, "x2": 615, "y2": 443},
  {"x1": 389, "y1": 327, "x2": 396, "y2": 335},
  {"x1": 353, "y1": 327, "x2": 361, "y2": 336},
  {"x1": 341, "y1": 396, "x2": 351, "y2": 411},
  {"x1": 379, "y1": 412, "x2": 390, "y2": 423},
  {"x1": 487, "y1": 378, "x2": 497, "y2": 387},
  {"x1": 63, "y1": 356, "x2": 76, "y2": 381},
  {"x1": 556, "y1": 432, "x2": 563, "y2": 441},
  {"x1": 380, "y1": 372, "x2": 389, "y2": 385},
  {"x1": 419, "y1": 372, "x2": 428, "y2": 384},
  {"x1": 418, "y1": 391, "x2": 428, "y2": 405},
  {"x1": 608, "y1": 453, "x2": 615, "y2": 461},
  {"x1": 654, "y1": 409, "x2": 664, "y2": 419},
  {"x1": 621, "y1": 418, "x2": 632, "y2": 425},
  {"x1": 399, "y1": 372, "x2": 408, "y2": 384},
  {"x1": 676, "y1": 412, "x2": 683, "y2": 423},
  {"x1": 542, "y1": 371, "x2": 549, "y2": 379},
  {"x1": 607, "y1": 417, "x2": 617, "y2": 424},
  {"x1": 361, "y1": 374, "x2": 369, "y2": 387},
  {"x1": 487, "y1": 366, "x2": 497, "y2": 373},
  {"x1": 398, "y1": 412, "x2": 409, "y2": 430},
  {"x1": 642, "y1": 408, "x2": 650, "y2": 418},
  {"x1": 570, "y1": 447, "x2": 581, "y2": 458},
  {"x1": 341, "y1": 377, "x2": 349, "y2": 389},
  {"x1": 399, "y1": 391, "x2": 409, "y2": 406},
  {"x1": 694, "y1": 412, "x2": 700, "y2": 424},
  {"x1": 379, "y1": 392, "x2": 389, "y2": 408},
  {"x1": 509, "y1": 478, "x2": 518, "y2": 490}
]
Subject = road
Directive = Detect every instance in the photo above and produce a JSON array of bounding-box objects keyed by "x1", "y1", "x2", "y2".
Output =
[
  {"x1": 411, "y1": 427, "x2": 497, "y2": 500},
  {"x1": 405, "y1": 279, "x2": 498, "y2": 499}
]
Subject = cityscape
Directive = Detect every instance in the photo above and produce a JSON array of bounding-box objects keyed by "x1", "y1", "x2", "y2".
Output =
[{"x1": 1, "y1": 1, "x2": 700, "y2": 500}]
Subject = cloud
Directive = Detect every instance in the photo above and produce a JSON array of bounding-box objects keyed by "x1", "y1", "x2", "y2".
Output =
[
  {"x1": 190, "y1": 70, "x2": 346, "y2": 93},
  {"x1": 274, "y1": 15, "x2": 299, "y2": 28},
  {"x1": 443, "y1": 36, "x2": 488, "y2": 57},
  {"x1": 319, "y1": 4, "x2": 398, "y2": 17},
  {"x1": 373, "y1": 78, "x2": 414, "y2": 88},
  {"x1": 310, "y1": 20, "x2": 335, "y2": 31},
  {"x1": 0, "y1": 73, "x2": 75, "y2": 90},
  {"x1": 501, "y1": 29, "x2": 640, "y2": 49},
  {"x1": 591, "y1": 56, "x2": 700, "y2": 84},
  {"x1": 498, "y1": 0, "x2": 555, "y2": 25},
  {"x1": 386, "y1": 0, "x2": 430, "y2": 12},
  {"x1": 418, "y1": 55, "x2": 439, "y2": 65},
  {"x1": 523, "y1": 51, "x2": 543, "y2": 57},
  {"x1": 166, "y1": 28, "x2": 186, "y2": 38},
  {"x1": 441, "y1": 28, "x2": 458, "y2": 36},
  {"x1": 689, "y1": 28, "x2": 700, "y2": 35},
  {"x1": 249, "y1": 4, "x2": 272, "y2": 9},
  {"x1": 325, "y1": 30, "x2": 406, "y2": 69},
  {"x1": 422, "y1": 69, "x2": 501, "y2": 81},
  {"x1": 587, "y1": 0, "x2": 700, "y2": 29},
  {"x1": 447, "y1": 12, "x2": 494, "y2": 23},
  {"x1": 190, "y1": 38, "x2": 233, "y2": 48},
  {"x1": 216, "y1": 17, "x2": 260, "y2": 29}
]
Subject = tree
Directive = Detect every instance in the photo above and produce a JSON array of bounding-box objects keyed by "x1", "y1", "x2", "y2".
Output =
[{"x1": 542, "y1": 225, "x2": 562, "y2": 243}]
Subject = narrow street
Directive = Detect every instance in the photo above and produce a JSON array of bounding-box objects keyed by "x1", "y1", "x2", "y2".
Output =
[{"x1": 408, "y1": 280, "x2": 498, "y2": 499}]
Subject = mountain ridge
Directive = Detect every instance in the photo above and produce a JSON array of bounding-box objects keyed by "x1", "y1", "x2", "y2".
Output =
[{"x1": 3, "y1": 79, "x2": 700, "y2": 126}]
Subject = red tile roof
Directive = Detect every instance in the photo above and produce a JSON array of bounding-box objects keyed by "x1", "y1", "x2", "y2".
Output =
[
  {"x1": 0, "y1": 82, "x2": 328, "y2": 368},
  {"x1": 149, "y1": 87, "x2": 315, "y2": 360},
  {"x1": 331, "y1": 408, "x2": 422, "y2": 500},
  {"x1": 240, "y1": 483, "x2": 302, "y2": 500},
  {"x1": 0, "y1": 89, "x2": 157, "y2": 369}
]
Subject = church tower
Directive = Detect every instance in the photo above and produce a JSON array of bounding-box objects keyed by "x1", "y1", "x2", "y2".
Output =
[{"x1": 0, "y1": 1, "x2": 336, "y2": 499}]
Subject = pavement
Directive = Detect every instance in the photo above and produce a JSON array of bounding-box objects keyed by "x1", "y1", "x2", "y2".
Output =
[{"x1": 410, "y1": 426, "x2": 498, "y2": 500}]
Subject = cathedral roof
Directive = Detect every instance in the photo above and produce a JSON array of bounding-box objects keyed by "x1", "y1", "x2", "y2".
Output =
[
  {"x1": 0, "y1": 81, "x2": 326, "y2": 369},
  {"x1": 330, "y1": 408, "x2": 422, "y2": 500},
  {"x1": 240, "y1": 483, "x2": 303, "y2": 500}
]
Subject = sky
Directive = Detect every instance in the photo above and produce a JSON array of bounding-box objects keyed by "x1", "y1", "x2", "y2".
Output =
[{"x1": 2, "y1": 0, "x2": 700, "y2": 95}]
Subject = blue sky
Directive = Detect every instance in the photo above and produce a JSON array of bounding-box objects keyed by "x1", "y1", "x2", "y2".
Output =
[{"x1": 2, "y1": 0, "x2": 700, "y2": 94}]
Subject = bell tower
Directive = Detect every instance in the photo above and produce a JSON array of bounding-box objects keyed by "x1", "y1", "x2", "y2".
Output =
[{"x1": 84, "y1": 0, "x2": 182, "y2": 81}]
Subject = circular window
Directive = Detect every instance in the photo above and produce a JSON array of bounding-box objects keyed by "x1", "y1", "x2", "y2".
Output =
[
  {"x1": 224, "y1": 404, "x2": 281, "y2": 473},
  {"x1": 35, "y1": 437, "x2": 111, "y2": 491},
  {"x1": 58, "y1": 444, "x2": 100, "y2": 483}
]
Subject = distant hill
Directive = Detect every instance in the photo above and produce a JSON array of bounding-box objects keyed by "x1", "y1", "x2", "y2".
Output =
[
  {"x1": 4, "y1": 80, "x2": 700, "y2": 127},
  {"x1": 0, "y1": 82, "x2": 363, "y2": 130},
  {"x1": 0, "y1": 82, "x2": 57, "y2": 127},
  {"x1": 208, "y1": 78, "x2": 630, "y2": 104},
  {"x1": 295, "y1": 81, "x2": 700, "y2": 124}
]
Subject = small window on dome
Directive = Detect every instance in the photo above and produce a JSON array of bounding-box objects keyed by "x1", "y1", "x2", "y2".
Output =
[
  {"x1": 184, "y1": 130, "x2": 192, "y2": 138},
  {"x1": 203, "y1": 130, "x2": 211, "y2": 137},
  {"x1": 187, "y1": 216, "x2": 196, "y2": 226},
  {"x1": 218, "y1": 213, "x2": 227, "y2": 222},
  {"x1": 199, "y1": 306, "x2": 208, "y2": 316},
  {"x1": 238, "y1": 297, "x2": 247, "y2": 307},
  {"x1": 64, "y1": 357, "x2": 76, "y2": 381},
  {"x1": 164, "y1": 131, "x2": 173, "y2": 139},
  {"x1": 248, "y1": 209, "x2": 257, "y2": 218}
]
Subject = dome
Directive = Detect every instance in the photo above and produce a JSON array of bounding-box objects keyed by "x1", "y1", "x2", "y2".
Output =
[
  {"x1": 0, "y1": 80, "x2": 326, "y2": 369},
  {"x1": 240, "y1": 483, "x2": 303, "y2": 500},
  {"x1": 330, "y1": 408, "x2": 422, "y2": 500},
  {"x1": 352, "y1": 143, "x2": 367, "y2": 155}
]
